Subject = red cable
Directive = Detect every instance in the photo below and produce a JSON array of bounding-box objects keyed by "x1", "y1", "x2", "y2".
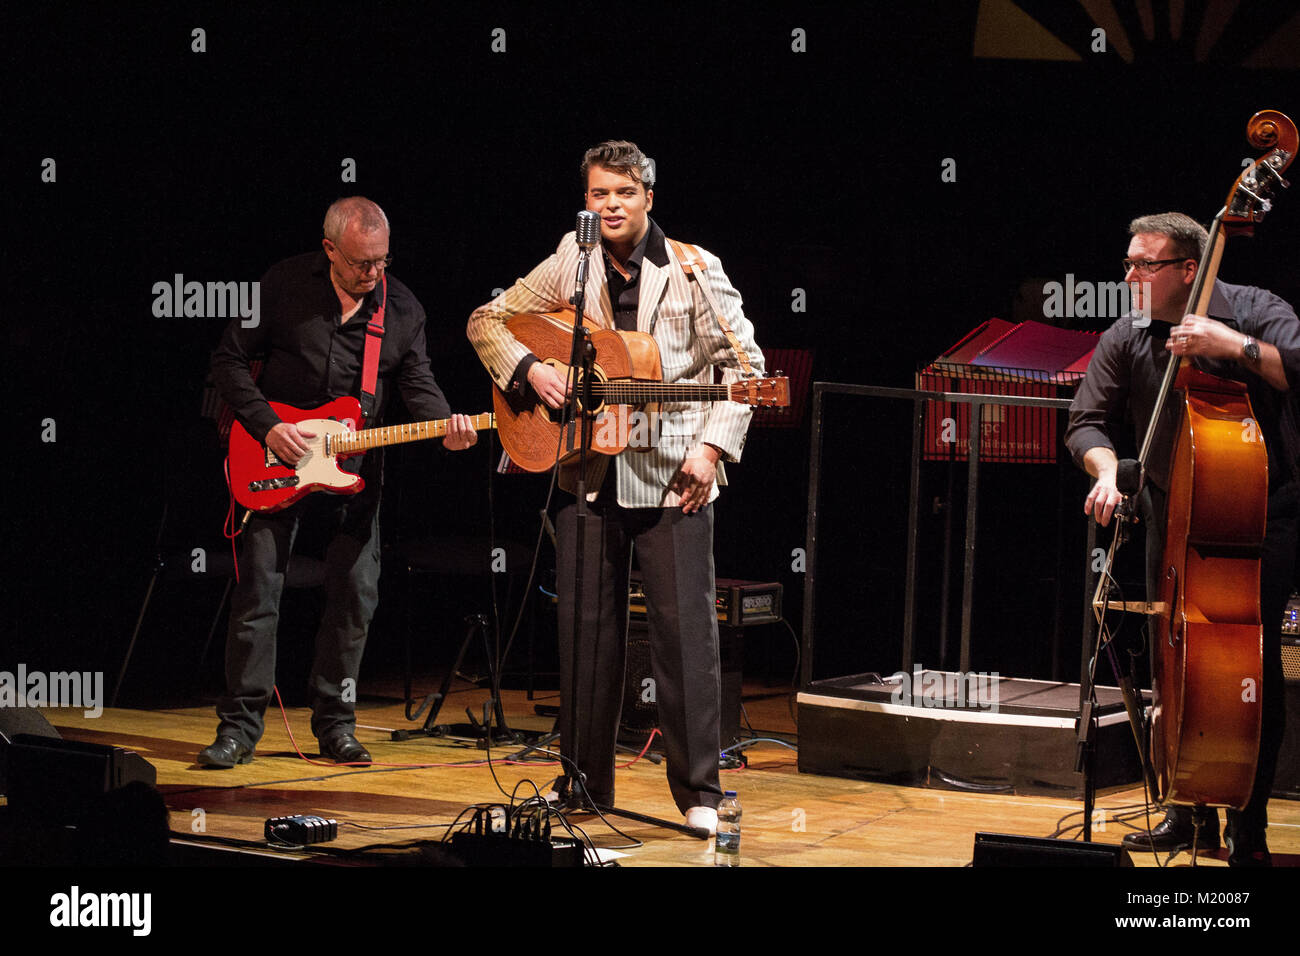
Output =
[
  {"x1": 616, "y1": 728, "x2": 661, "y2": 768},
  {"x1": 221, "y1": 459, "x2": 243, "y2": 583}
]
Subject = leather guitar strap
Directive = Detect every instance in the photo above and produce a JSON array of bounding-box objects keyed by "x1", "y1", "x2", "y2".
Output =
[
  {"x1": 359, "y1": 272, "x2": 387, "y2": 424},
  {"x1": 666, "y1": 238, "x2": 757, "y2": 377}
]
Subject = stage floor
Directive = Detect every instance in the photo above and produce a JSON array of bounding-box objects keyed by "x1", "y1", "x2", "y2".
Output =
[{"x1": 23, "y1": 680, "x2": 1300, "y2": 868}]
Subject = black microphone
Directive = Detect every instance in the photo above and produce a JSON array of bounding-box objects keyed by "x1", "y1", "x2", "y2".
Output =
[{"x1": 575, "y1": 210, "x2": 600, "y2": 251}]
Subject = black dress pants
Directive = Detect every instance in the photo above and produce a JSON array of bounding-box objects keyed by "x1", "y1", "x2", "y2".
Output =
[
  {"x1": 555, "y1": 493, "x2": 724, "y2": 814},
  {"x1": 216, "y1": 491, "x2": 382, "y2": 749}
]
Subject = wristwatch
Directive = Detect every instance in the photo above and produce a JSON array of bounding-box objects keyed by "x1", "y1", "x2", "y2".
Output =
[{"x1": 1242, "y1": 335, "x2": 1261, "y2": 364}]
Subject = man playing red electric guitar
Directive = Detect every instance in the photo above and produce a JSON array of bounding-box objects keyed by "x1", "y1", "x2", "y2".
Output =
[{"x1": 201, "y1": 197, "x2": 478, "y2": 768}]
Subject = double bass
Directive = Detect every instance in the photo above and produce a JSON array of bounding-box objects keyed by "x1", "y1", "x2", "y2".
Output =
[{"x1": 1094, "y1": 110, "x2": 1296, "y2": 810}]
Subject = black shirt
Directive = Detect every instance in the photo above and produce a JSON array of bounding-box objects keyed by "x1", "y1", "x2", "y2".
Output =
[
  {"x1": 211, "y1": 251, "x2": 452, "y2": 468},
  {"x1": 1066, "y1": 280, "x2": 1300, "y2": 492},
  {"x1": 606, "y1": 218, "x2": 669, "y2": 331}
]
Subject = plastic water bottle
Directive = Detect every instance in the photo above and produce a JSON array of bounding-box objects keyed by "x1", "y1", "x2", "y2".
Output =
[{"x1": 714, "y1": 791, "x2": 741, "y2": 866}]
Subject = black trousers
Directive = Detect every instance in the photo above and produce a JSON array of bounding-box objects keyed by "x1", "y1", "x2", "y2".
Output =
[
  {"x1": 555, "y1": 494, "x2": 723, "y2": 814},
  {"x1": 216, "y1": 491, "x2": 382, "y2": 748},
  {"x1": 1140, "y1": 480, "x2": 1296, "y2": 833}
]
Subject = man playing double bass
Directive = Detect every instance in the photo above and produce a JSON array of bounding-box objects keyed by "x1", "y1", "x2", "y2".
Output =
[{"x1": 1066, "y1": 212, "x2": 1300, "y2": 865}]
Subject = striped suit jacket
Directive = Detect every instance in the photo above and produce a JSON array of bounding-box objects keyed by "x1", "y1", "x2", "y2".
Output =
[{"x1": 467, "y1": 229, "x2": 765, "y2": 508}]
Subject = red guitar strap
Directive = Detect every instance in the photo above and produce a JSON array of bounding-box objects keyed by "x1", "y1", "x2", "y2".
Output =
[{"x1": 359, "y1": 272, "x2": 387, "y2": 424}]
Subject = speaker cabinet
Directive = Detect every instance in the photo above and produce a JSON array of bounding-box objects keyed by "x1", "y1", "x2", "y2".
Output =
[
  {"x1": 4, "y1": 734, "x2": 157, "y2": 822},
  {"x1": 1274, "y1": 634, "x2": 1300, "y2": 799},
  {"x1": 620, "y1": 621, "x2": 744, "y2": 748},
  {"x1": 0, "y1": 707, "x2": 60, "y2": 793},
  {"x1": 972, "y1": 832, "x2": 1133, "y2": 866}
]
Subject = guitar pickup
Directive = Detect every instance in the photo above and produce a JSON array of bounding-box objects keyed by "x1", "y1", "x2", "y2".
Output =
[{"x1": 249, "y1": 476, "x2": 300, "y2": 493}]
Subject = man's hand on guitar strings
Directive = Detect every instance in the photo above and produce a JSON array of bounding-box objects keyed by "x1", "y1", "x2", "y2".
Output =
[
  {"x1": 527, "y1": 361, "x2": 572, "y2": 409},
  {"x1": 266, "y1": 422, "x2": 316, "y2": 467}
]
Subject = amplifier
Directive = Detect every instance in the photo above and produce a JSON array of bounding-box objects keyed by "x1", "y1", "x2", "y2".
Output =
[
  {"x1": 1282, "y1": 592, "x2": 1300, "y2": 681},
  {"x1": 1284, "y1": 639, "x2": 1300, "y2": 683},
  {"x1": 628, "y1": 574, "x2": 782, "y2": 627},
  {"x1": 621, "y1": 619, "x2": 745, "y2": 747},
  {"x1": 1283, "y1": 592, "x2": 1300, "y2": 639}
]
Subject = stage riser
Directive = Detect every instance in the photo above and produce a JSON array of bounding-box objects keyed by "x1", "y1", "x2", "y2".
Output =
[{"x1": 796, "y1": 698, "x2": 1143, "y2": 797}]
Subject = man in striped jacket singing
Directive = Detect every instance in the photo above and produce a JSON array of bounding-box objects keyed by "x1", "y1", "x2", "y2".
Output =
[{"x1": 467, "y1": 140, "x2": 766, "y2": 835}]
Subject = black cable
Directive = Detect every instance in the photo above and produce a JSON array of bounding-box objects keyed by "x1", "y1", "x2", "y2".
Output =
[
  {"x1": 778, "y1": 616, "x2": 801, "y2": 729},
  {"x1": 739, "y1": 700, "x2": 756, "y2": 738},
  {"x1": 342, "y1": 821, "x2": 456, "y2": 832}
]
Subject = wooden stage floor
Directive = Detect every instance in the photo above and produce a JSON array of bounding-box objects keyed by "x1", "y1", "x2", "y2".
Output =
[{"x1": 26, "y1": 679, "x2": 1300, "y2": 870}]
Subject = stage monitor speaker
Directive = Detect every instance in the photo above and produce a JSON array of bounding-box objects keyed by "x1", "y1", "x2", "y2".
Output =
[
  {"x1": 0, "y1": 706, "x2": 61, "y2": 744},
  {"x1": 972, "y1": 832, "x2": 1133, "y2": 867},
  {"x1": 4, "y1": 734, "x2": 157, "y2": 823},
  {"x1": 0, "y1": 707, "x2": 61, "y2": 794}
]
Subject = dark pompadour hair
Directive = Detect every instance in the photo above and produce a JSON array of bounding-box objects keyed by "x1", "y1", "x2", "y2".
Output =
[{"x1": 580, "y1": 140, "x2": 655, "y2": 190}]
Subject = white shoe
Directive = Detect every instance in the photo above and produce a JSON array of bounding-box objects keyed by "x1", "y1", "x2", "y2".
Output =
[{"x1": 685, "y1": 806, "x2": 718, "y2": 835}]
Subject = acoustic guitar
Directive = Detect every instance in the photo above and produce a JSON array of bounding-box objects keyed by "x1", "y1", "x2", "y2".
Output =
[{"x1": 492, "y1": 311, "x2": 789, "y2": 473}]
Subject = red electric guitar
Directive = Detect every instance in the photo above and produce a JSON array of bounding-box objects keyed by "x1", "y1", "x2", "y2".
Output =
[{"x1": 227, "y1": 396, "x2": 495, "y2": 513}]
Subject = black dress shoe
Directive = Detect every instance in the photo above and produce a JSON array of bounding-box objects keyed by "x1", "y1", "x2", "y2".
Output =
[
  {"x1": 198, "y1": 735, "x2": 254, "y2": 768},
  {"x1": 1122, "y1": 806, "x2": 1220, "y2": 852},
  {"x1": 319, "y1": 732, "x2": 372, "y2": 765},
  {"x1": 1225, "y1": 826, "x2": 1271, "y2": 867}
]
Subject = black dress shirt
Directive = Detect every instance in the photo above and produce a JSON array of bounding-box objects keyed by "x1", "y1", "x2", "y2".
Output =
[
  {"x1": 211, "y1": 252, "x2": 452, "y2": 483},
  {"x1": 1066, "y1": 280, "x2": 1300, "y2": 492},
  {"x1": 606, "y1": 219, "x2": 669, "y2": 331}
]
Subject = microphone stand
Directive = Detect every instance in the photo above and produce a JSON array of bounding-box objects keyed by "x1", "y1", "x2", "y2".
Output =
[
  {"x1": 1080, "y1": 466, "x2": 1159, "y2": 843},
  {"x1": 554, "y1": 220, "x2": 707, "y2": 839},
  {"x1": 559, "y1": 234, "x2": 597, "y2": 815}
]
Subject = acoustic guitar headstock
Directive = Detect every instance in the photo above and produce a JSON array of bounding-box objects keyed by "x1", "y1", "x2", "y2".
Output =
[{"x1": 730, "y1": 376, "x2": 791, "y2": 407}]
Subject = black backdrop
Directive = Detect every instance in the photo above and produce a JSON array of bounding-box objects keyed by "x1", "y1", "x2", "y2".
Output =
[{"x1": 9, "y1": 3, "x2": 1300, "y2": 698}]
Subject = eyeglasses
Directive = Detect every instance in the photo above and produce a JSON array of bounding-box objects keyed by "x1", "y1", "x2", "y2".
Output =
[
  {"x1": 328, "y1": 241, "x2": 392, "y2": 273},
  {"x1": 1122, "y1": 257, "x2": 1188, "y2": 276}
]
